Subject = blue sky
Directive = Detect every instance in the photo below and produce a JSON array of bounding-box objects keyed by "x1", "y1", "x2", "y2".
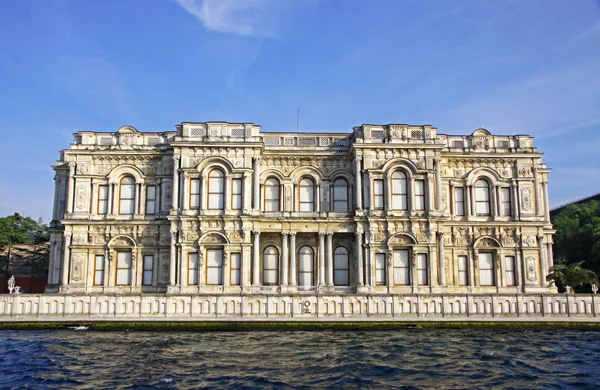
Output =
[{"x1": 1, "y1": 0, "x2": 599, "y2": 222}]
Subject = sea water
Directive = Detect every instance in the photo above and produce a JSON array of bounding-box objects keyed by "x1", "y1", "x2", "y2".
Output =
[{"x1": 1, "y1": 328, "x2": 599, "y2": 388}]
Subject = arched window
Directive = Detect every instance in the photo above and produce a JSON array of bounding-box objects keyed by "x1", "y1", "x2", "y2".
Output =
[
  {"x1": 119, "y1": 176, "x2": 135, "y2": 215},
  {"x1": 264, "y1": 178, "x2": 280, "y2": 212},
  {"x1": 333, "y1": 247, "x2": 349, "y2": 286},
  {"x1": 299, "y1": 177, "x2": 315, "y2": 212},
  {"x1": 207, "y1": 169, "x2": 225, "y2": 210},
  {"x1": 332, "y1": 178, "x2": 349, "y2": 212},
  {"x1": 391, "y1": 171, "x2": 407, "y2": 210},
  {"x1": 263, "y1": 246, "x2": 279, "y2": 286},
  {"x1": 298, "y1": 246, "x2": 314, "y2": 287},
  {"x1": 475, "y1": 180, "x2": 491, "y2": 216}
]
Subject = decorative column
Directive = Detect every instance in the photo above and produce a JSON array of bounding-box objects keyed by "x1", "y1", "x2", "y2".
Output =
[
  {"x1": 289, "y1": 233, "x2": 297, "y2": 286},
  {"x1": 534, "y1": 168, "x2": 543, "y2": 217},
  {"x1": 47, "y1": 239, "x2": 56, "y2": 286},
  {"x1": 355, "y1": 158, "x2": 363, "y2": 210},
  {"x1": 252, "y1": 231, "x2": 260, "y2": 286},
  {"x1": 465, "y1": 185, "x2": 472, "y2": 216},
  {"x1": 169, "y1": 229, "x2": 177, "y2": 287},
  {"x1": 104, "y1": 245, "x2": 111, "y2": 287},
  {"x1": 438, "y1": 231, "x2": 446, "y2": 286},
  {"x1": 542, "y1": 179, "x2": 551, "y2": 222},
  {"x1": 427, "y1": 174, "x2": 434, "y2": 212},
  {"x1": 200, "y1": 174, "x2": 207, "y2": 210},
  {"x1": 411, "y1": 251, "x2": 417, "y2": 291},
  {"x1": 139, "y1": 183, "x2": 146, "y2": 215},
  {"x1": 67, "y1": 162, "x2": 76, "y2": 214},
  {"x1": 326, "y1": 233, "x2": 334, "y2": 287},
  {"x1": 495, "y1": 185, "x2": 501, "y2": 217},
  {"x1": 538, "y1": 235, "x2": 547, "y2": 285},
  {"x1": 318, "y1": 232, "x2": 325, "y2": 287},
  {"x1": 316, "y1": 184, "x2": 322, "y2": 212},
  {"x1": 224, "y1": 174, "x2": 231, "y2": 211},
  {"x1": 243, "y1": 172, "x2": 251, "y2": 211},
  {"x1": 281, "y1": 232, "x2": 289, "y2": 286},
  {"x1": 546, "y1": 241, "x2": 554, "y2": 270},
  {"x1": 61, "y1": 231, "x2": 72, "y2": 288},
  {"x1": 356, "y1": 231, "x2": 364, "y2": 286},
  {"x1": 434, "y1": 158, "x2": 442, "y2": 211},
  {"x1": 182, "y1": 172, "x2": 189, "y2": 210},
  {"x1": 172, "y1": 156, "x2": 180, "y2": 210},
  {"x1": 512, "y1": 181, "x2": 520, "y2": 219},
  {"x1": 253, "y1": 157, "x2": 260, "y2": 211},
  {"x1": 384, "y1": 173, "x2": 391, "y2": 212},
  {"x1": 408, "y1": 176, "x2": 414, "y2": 214},
  {"x1": 515, "y1": 249, "x2": 523, "y2": 289}
]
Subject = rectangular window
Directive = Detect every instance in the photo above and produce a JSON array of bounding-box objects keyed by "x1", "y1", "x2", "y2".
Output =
[
  {"x1": 375, "y1": 253, "x2": 386, "y2": 285},
  {"x1": 454, "y1": 187, "x2": 465, "y2": 216},
  {"x1": 501, "y1": 187, "x2": 511, "y2": 216},
  {"x1": 142, "y1": 255, "x2": 153, "y2": 286},
  {"x1": 94, "y1": 255, "x2": 105, "y2": 286},
  {"x1": 190, "y1": 178, "x2": 200, "y2": 210},
  {"x1": 231, "y1": 179, "x2": 242, "y2": 210},
  {"x1": 116, "y1": 251, "x2": 132, "y2": 285},
  {"x1": 373, "y1": 180, "x2": 384, "y2": 210},
  {"x1": 505, "y1": 256, "x2": 516, "y2": 286},
  {"x1": 98, "y1": 185, "x2": 108, "y2": 215},
  {"x1": 393, "y1": 249, "x2": 410, "y2": 285},
  {"x1": 457, "y1": 255, "x2": 468, "y2": 286},
  {"x1": 188, "y1": 253, "x2": 199, "y2": 285},
  {"x1": 230, "y1": 252, "x2": 241, "y2": 285},
  {"x1": 417, "y1": 253, "x2": 428, "y2": 285},
  {"x1": 206, "y1": 249, "x2": 223, "y2": 285},
  {"x1": 145, "y1": 185, "x2": 156, "y2": 215},
  {"x1": 333, "y1": 184, "x2": 349, "y2": 212},
  {"x1": 479, "y1": 253, "x2": 494, "y2": 286},
  {"x1": 299, "y1": 183, "x2": 314, "y2": 212},
  {"x1": 415, "y1": 180, "x2": 425, "y2": 211}
]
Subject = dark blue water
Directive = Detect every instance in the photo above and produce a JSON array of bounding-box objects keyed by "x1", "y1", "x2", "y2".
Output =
[{"x1": 1, "y1": 329, "x2": 599, "y2": 389}]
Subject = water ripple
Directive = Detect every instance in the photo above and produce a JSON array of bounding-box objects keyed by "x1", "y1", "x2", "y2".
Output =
[{"x1": 1, "y1": 329, "x2": 600, "y2": 388}]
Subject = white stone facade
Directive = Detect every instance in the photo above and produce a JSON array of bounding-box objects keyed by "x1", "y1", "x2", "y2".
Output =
[{"x1": 45, "y1": 122, "x2": 556, "y2": 300}]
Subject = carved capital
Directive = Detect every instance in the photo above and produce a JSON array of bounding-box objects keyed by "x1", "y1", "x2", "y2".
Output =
[
  {"x1": 289, "y1": 232, "x2": 297, "y2": 237},
  {"x1": 319, "y1": 232, "x2": 326, "y2": 238},
  {"x1": 253, "y1": 231, "x2": 260, "y2": 238}
]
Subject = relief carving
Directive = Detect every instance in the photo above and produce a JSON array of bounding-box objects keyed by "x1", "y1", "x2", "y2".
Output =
[
  {"x1": 526, "y1": 257, "x2": 536, "y2": 281},
  {"x1": 521, "y1": 187, "x2": 532, "y2": 212},
  {"x1": 75, "y1": 184, "x2": 88, "y2": 211},
  {"x1": 71, "y1": 254, "x2": 85, "y2": 282}
]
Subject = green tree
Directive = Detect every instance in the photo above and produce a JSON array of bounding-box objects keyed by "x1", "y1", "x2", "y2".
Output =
[
  {"x1": 552, "y1": 200, "x2": 600, "y2": 265},
  {"x1": 0, "y1": 213, "x2": 49, "y2": 282},
  {"x1": 546, "y1": 262, "x2": 598, "y2": 293}
]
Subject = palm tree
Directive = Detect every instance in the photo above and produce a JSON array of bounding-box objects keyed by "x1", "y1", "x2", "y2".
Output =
[{"x1": 546, "y1": 262, "x2": 598, "y2": 293}]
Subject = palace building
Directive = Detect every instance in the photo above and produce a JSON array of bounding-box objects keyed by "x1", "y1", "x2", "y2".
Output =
[{"x1": 46, "y1": 122, "x2": 555, "y2": 298}]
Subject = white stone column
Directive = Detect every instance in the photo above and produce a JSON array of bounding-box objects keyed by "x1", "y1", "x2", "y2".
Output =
[
  {"x1": 318, "y1": 232, "x2": 325, "y2": 286},
  {"x1": 281, "y1": 232, "x2": 289, "y2": 286},
  {"x1": 534, "y1": 168, "x2": 543, "y2": 217},
  {"x1": 355, "y1": 158, "x2": 363, "y2": 210},
  {"x1": 225, "y1": 174, "x2": 231, "y2": 211},
  {"x1": 547, "y1": 242, "x2": 554, "y2": 270},
  {"x1": 495, "y1": 185, "x2": 501, "y2": 216},
  {"x1": 515, "y1": 249, "x2": 523, "y2": 288},
  {"x1": 538, "y1": 235, "x2": 547, "y2": 285},
  {"x1": 179, "y1": 246, "x2": 186, "y2": 288},
  {"x1": 243, "y1": 172, "x2": 251, "y2": 211},
  {"x1": 104, "y1": 246, "x2": 110, "y2": 287},
  {"x1": 542, "y1": 179, "x2": 551, "y2": 222},
  {"x1": 326, "y1": 233, "x2": 334, "y2": 287},
  {"x1": 252, "y1": 231, "x2": 260, "y2": 286},
  {"x1": 253, "y1": 157, "x2": 260, "y2": 211},
  {"x1": 172, "y1": 156, "x2": 180, "y2": 210},
  {"x1": 67, "y1": 162, "x2": 76, "y2": 214},
  {"x1": 427, "y1": 174, "x2": 434, "y2": 212},
  {"x1": 200, "y1": 174, "x2": 207, "y2": 210},
  {"x1": 182, "y1": 172, "x2": 189, "y2": 210},
  {"x1": 438, "y1": 232, "x2": 446, "y2": 286},
  {"x1": 465, "y1": 185, "x2": 472, "y2": 216},
  {"x1": 139, "y1": 183, "x2": 146, "y2": 215},
  {"x1": 61, "y1": 231, "x2": 71, "y2": 287},
  {"x1": 435, "y1": 158, "x2": 442, "y2": 211},
  {"x1": 134, "y1": 183, "x2": 141, "y2": 215},
  {"x1": 169, "y1": 229, "x2": 177, "y2": 286},
  {"x1": 48, "y1": 239, "x2": 56, "y2": 285},
  {"x1": 356, "y1": 231, "x2": 364, "y2": 286},
  {"x1": 408, "y1": 176, "x2": 414, "y2": 214},
  {"x1": 289, "y1": 233, "x2": 297, "y2": 286},
  {"x1": 316, "y1": 184, "x2": 322, "y2": 212},
  {"x1": 512, "y1": 181, "x2": 520, "y2": 219}
]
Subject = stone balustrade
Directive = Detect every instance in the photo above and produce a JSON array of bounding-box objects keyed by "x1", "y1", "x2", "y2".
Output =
[{"x1": 1, "y1": 293, "x2": 597, "y2": 319}]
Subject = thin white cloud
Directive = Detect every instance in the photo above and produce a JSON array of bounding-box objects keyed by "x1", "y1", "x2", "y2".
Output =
[{"x1": 176, "y1": 0, "x2": 275, "y2": 37}]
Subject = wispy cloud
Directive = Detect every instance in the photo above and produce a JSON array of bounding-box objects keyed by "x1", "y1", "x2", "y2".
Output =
[{"x1": 176, "y1": 0, "x2": 276, "y2": 37}]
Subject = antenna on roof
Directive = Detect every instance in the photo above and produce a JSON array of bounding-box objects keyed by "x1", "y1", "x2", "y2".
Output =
[{"x1": 297, "y1": 108, "x2": 300, "y2": 133}]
